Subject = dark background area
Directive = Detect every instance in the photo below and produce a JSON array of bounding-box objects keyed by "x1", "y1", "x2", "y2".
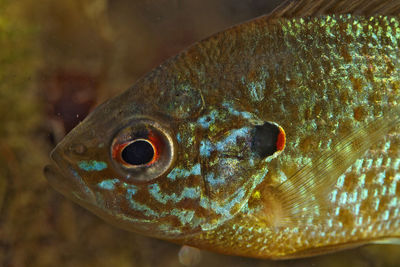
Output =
[{"x1": 1, "y1": 0, "x2": 400, "y2": 266}]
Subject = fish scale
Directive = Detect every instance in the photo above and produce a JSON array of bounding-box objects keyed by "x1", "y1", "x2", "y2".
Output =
[
  {"x1": 45, "y1": 0, "x2": 400, "y2": 259},
  {"x1": 175, "y1": 14, "x2": 400, "y2": 257}
]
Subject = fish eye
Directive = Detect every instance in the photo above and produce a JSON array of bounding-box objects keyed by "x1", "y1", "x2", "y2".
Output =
[
  {"x1": 121, "y1": 139, "x2": 156, "y2": 166},
  {"x1": 111, "y1": 119, "x2": 175, "y2": 182}
]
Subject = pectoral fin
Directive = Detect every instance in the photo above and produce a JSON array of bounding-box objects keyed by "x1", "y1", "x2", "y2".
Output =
[{"x1": 275, "y1": 105, "x2": 400, "y2": 225}]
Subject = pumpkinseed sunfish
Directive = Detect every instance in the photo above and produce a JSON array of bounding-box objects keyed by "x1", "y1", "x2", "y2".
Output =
[{"x1": 44, "y1": 0, "x2": 400, "y2": 259}]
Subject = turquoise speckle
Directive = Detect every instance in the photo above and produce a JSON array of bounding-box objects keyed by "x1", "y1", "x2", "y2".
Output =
[
  {"x1": 200, "y1": 187, "x2": 246, "y2": 216},
  {"x1": 78, "y1": 160, "x2": 107, "y2": 171},
  {"x1": 222, "y1": 102, "x2": 254, "y2": 120},
  {"x1": 167, "y1": 163, "x2": 201, "y2": 180},
  {"x1": 171, "y1": 208, "x2": 195, "y2": 225},
  {"x1": 205, "y1": 172, "x2": 226, "y2": 186},
  {"x1": 197, "y1": 110, "x2": 218, "y2": 128},
  {"x1": 123, "y1": 183, "x2": 138, "y2": 196},
  {"x1": 191, "y1": 163, "x2": 201, "y2": 175},
  {"x1": 148, "y1": 184, "x2": 200, "y2": 204},
  {"x1": 248, "y1": 81, "x2": 264, "y2": 101},
  {"x1": 98, "y1": 178, "x2": 119, "y2": 190},
  {"x1": 176, "y1": 133, "x2": 182, "y2": 143},
  {"x1": 215, "y1": 127, "x2": 251, "y2": 151},
  {"x1": 200, "y1": 127, "x2": 251, "y2": 158},
  {"x1": 200, "y1": 139, "x2": 213, "y2": 157},
  {"x1": 126, "y1": 187, "x2": 137, "y2": 197}
]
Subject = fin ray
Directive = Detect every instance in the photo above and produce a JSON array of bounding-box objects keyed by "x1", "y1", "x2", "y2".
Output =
[
  {"x1": 276, "y1": 105, "x2": 400, "y2": 225},
  {"x1": 269, "y1": 0, "x2": 400, "y2": 18}
]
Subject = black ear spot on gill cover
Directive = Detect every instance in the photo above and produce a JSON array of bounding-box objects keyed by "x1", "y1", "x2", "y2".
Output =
[{"x1": 252, "y1": 122, "x2": 286, "y2": 158}]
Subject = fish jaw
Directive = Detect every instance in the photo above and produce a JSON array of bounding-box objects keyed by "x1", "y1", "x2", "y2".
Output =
[{"x1": 44, "y1": 143, "x2": 98, "y2": 208}]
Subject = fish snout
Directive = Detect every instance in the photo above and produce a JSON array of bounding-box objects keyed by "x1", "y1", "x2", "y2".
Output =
[{"x1": 44, "y1": 144, "x2": 97, "y2": 206}]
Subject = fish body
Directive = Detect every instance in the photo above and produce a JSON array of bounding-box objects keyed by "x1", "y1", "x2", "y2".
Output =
[{"x1": 45, "y1": 0, "x2": 400, "y2": 259}]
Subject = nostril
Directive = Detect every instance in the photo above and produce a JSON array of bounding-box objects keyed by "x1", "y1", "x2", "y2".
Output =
[{"x1": 68, "y1": 143, "x2": 87, "y2": 155}]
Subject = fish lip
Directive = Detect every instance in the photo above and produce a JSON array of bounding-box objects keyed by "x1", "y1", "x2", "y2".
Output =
[{"x1": 44, "y1": 146, "x2": 97, "y2": 206}]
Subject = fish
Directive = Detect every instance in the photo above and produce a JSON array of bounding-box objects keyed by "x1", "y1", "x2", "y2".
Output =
[{"x1": 44, "y1": 0, "x2": 400, "y2": 259}]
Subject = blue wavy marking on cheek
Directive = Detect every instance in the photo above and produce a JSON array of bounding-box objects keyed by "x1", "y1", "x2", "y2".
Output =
[
  {"x1": 170, "y1": 209, "x2": 196, "y2": 225},
  {"x1": 124, "y1": 185, "x2": 157, "y2": 217},
  {"x1": 197, "y1": 110, "x2": 219, "y2": 128},
  {"x1": 222, "y1": 102, "x2": 255, "y2": 120},
  {"x1": 200, "y1": 140, "x2": 213, "y2": 157},
  {"x1": 167, "y1": 163, "x2": 201, "y2": 180},
  {"x1": 127, "y1": 198, "x2": 159, "y2": 217},
  {"x1": 78, "y1": 160, "x2": 107, "y2": 171},
  {"x1": 215, "y1": 127, "x2": 251, "y2": 151},
  {"x1": 205, "y1": 172, "x2": 226, "y2": 186},
  {"x1": 125, "y1": 183, "x2": 138, "y2": 196},
  {"x1": 148, "y1": 184, "x2": 200, "y2": 204},
  {"x1": 97, "y1": 179, "x2": 119, "y2": 190},
  {"x1": 200, "y1": 187, "x2": 246, "y2": 216},
  {"x1": 199, "y1": 127, "x2": 251, "y2": 159}
]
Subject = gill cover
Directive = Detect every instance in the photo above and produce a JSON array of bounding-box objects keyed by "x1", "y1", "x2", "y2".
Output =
[
  {"x1": 105, "y1": 101, "x2": 285, "y2": 238},
  {"x1": 44, "y1": 29, "x2": 287, "y2": 239},
  {"x1": 168, "y1": 101, "x2": 287, "y2": 232}
]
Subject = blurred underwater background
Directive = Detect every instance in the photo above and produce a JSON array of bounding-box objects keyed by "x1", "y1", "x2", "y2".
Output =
[{"x1": 1, "y1": 0, "x2": 400, "y2": 266}]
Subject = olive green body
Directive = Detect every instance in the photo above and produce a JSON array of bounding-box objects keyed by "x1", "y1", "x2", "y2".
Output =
[{"x1": 45, "y1": 1, "x2": 400, "y2": 259}]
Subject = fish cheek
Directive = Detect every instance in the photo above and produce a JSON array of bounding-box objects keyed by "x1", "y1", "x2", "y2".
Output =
[{"x1": 199, "y1": 121, "x2": 286, "y2": 220}]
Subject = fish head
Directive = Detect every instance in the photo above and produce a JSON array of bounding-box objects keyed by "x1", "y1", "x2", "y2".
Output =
[{"x1": 44, "y1": 63, "x2": 284, "y2": 239}]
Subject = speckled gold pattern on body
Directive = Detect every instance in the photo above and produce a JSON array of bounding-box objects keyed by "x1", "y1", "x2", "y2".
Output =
[
  {"x1": 45, "y1": 1, "x2": 400, "y2": 260},
  {"x1": 172, "y1": 14, "x2": 400, "y2": 258}
]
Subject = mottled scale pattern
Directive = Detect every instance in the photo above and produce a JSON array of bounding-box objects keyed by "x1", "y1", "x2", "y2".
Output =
[
  {"x1": 166, "y1": 14, "x2": 400, "y2": 257},
  {"x1": 45, "y1": 10, "x2": 400, "y2": 259}
]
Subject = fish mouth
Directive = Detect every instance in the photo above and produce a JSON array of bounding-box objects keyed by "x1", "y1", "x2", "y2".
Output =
[{"x1": 44, "y1": 147, "x2": 97, "y2": 206}]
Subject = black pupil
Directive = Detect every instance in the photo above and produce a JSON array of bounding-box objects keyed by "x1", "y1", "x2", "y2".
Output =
[
  {"x1": 252, "y1": 122, "x2": 280, "y2": 158},
  {"x1": 121, "y1": 140, "x2": 154, "y2": 165}
]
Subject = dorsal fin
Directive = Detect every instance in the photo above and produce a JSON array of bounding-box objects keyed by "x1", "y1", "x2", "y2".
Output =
[
  {"x1": 275, "y1": 104, "x2": 400, "y2": 225},
  {"x1": 269, "y1": 0, "x2": 400, "y2": 18}
]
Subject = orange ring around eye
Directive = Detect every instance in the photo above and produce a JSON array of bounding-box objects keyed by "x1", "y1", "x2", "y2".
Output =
[
  {"x1": 110, "y1": 119, "x2": 175, "y2": 182},
  {"x1": 146, "y1": 131, "x2": 160, "y2": 166}
]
